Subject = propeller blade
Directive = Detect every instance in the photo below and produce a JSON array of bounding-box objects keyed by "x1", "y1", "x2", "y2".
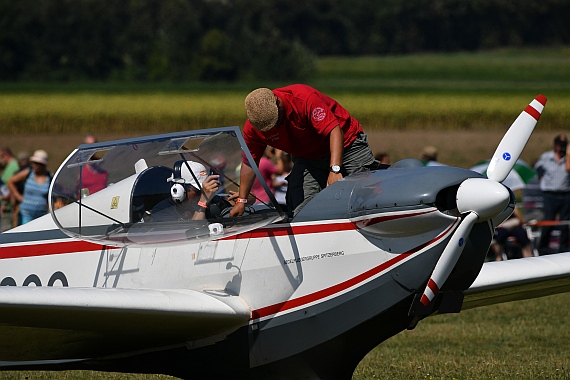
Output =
[
  {"x1": 420, "y1": 212, "x2": 478, "y2": 306},
  {"x1": 420, "y1": 178, "x2": 510, "y2": 307},
  {"x1": 487, "y1": 94, "x2": 547, "y2": 183}
]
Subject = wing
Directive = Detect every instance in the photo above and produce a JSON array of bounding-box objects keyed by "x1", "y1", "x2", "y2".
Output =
[
  {"x1": 463, "y1": 252, "x2": 570, "y2": 310},
  {"x1": 0, "y1": 287, "x2": 250, "y2": 364}
]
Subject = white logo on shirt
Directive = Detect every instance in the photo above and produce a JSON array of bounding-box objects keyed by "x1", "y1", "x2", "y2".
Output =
[{"x1": 312, "y1": 107, "x2": 326, "y2": 122}]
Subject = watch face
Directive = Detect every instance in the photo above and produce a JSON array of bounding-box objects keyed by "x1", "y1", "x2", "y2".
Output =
[{"x1": 331, "y1": 164, "x2": 341, "y2": 173}]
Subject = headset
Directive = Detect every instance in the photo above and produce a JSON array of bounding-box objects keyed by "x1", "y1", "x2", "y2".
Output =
[
  {"x1": 170, "y1": 183, "x2": 187, "y2": 203},
  {"x1": 168, "y1": 160, "x2": 207, "y2": 203}
]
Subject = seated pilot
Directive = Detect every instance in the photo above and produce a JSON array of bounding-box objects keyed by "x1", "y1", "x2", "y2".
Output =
[{"x1": 151, "y1": 161, "x2": 220, "y2": 222}]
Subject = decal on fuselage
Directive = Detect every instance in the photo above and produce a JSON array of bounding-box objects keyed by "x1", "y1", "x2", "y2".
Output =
[{"x1": 0, "y1": 271, "x2": 68, "y2": 287}]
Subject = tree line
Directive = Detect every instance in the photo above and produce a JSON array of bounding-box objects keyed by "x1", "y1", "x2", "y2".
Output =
[{"x1": 1, "y1": 0, "x2": 568, "y2": 82}]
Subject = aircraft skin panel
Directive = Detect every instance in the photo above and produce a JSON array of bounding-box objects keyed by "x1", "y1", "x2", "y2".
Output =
[
  {"x1": 0, "y1": 206, "x2": 456, "y2": 365},
  {"x1": 0, "y1": 287, "x2": 250, "y2": 361},
  {"x1": 463, "y1": 252, "x2": 570, "y2": 309}
]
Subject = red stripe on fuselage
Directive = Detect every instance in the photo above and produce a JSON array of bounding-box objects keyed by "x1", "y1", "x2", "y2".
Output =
[
  {"x1": 355, "y1": 209, "x2": 436, "y2": 228},
  {"x1": 250, "y1": 218, "x2": 459, "y2": 320},
  {"x1": 0, "y1": 212, "x2": 422, "y2": 258},
  {"x1": 227, "y1": 221, "x2": 356, "y2": 240},
  {"x1": 0, "y1": 240, "x2": 108, "y2": 260},
  {"x1": 229, "y1": 210, "x2": 437, "y2": 240}
]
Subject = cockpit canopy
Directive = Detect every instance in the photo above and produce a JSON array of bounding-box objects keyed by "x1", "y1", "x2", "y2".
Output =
[{"x1": 50, "y1": 127, "x2": 285, "y2": 246}]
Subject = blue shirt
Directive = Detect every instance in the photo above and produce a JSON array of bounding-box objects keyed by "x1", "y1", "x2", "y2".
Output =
[{"x1": 20, "y1": 171, "x2": 51, "y2": 217}]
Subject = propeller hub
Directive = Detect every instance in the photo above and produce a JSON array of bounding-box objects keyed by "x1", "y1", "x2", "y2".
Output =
[{"x1": 456, "y1": 178, "x2": 510, "y2": 221}]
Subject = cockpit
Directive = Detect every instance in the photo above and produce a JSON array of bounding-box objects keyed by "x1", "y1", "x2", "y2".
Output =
[{"x1": 50, "y1": 127, "x2": 286, "y2": 246}]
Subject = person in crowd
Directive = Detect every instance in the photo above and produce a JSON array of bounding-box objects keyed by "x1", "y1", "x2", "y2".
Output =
[
  {"x1": 534, "y1": 134, "x2": 570, "y2": 254},
  {"x1": 0, "y1": 148, "x2": 21, "y2": 211},
  {"x1": 83, "y1": 134, "x2": 97, "y2": 145},
  {"x1": 7, "y1": 150, "x2": 52, "y2": 225},
  {"x1": 10, "y1": 151, "x2": 30, "y2": 227},
  {"x1": 375, "y1": 151, "x2": 391, "y2": 165},
  {"x1": 250, "y1": 146, "x2": 277, "y2": 204},
  {"x1": 152, "y1": 161, "x2": 221, "y2": 222},
  {"x1": 420, "y1": 146, "x2": 445, "y2": 166},
  {"x1": 0, "y1": 148, "x2": 20, "y2": 185},
  {"x1": 80, "y1": 158, "x2": 109, "y2": 197},
  {"x1": 230, "y1": 84, "x2": 376, "y2": 217},
  {"x1": 273, "y1": 149, "x2": 293, "y2": 207},
  {"x1": 490, "y1": 207, "x2": 534, "y2": 260}
]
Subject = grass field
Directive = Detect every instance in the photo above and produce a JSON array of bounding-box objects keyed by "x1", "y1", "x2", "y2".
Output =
[
  {"x1": 0, "y1": 293, "x2": 568, "y2": 380},
  {"x1": 1, "y1": 49, "x2": 570, "y2": 379},
  {"x1": 1, "y1": 48, "x2": 569, "y2": 136}
]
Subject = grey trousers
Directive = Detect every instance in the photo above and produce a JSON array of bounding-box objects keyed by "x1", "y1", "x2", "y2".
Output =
[{"x1": 286, "y1": 132, "x2": 376, "y2": 215}]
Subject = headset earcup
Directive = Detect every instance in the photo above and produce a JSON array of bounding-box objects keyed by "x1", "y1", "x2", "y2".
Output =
[{"x1": 171, "y1": 183, "x2": 186, "y2": 203}]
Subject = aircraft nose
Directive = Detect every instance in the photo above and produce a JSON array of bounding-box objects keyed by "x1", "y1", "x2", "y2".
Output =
[{"x1": 456, "y1": 178, "x2": 510, "y2": 221}]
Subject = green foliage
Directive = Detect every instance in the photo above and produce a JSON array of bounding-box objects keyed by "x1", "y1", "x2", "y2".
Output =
[
  {"x1": 1, "y1": 0, "x2": 569, "y2": 82},
  {"x1": 0, "y1": 0, "x2": 316, "y2": 82},
  {"x1": 197, "y1": 29, "x2": 237, "y2": 81},
  {"x1": 353, "y1": 293, "x2": 570, "y2": 379}
]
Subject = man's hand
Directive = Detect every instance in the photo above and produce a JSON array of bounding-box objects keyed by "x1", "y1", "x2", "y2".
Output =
[
  {"x1": 229, "y1": 202, "x2": 246, "y2": 217},
  {"x1": 327, "y1": 172, "x2": 343, "y2": 186}
]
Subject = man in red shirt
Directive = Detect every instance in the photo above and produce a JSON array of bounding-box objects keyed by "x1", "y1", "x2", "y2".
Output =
[{"x1": 230, "y1": 84, "x2": 376, "y2": 217}]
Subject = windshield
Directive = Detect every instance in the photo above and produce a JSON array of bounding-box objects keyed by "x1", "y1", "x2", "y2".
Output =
[{"x1": 50, "y1": 127, "x2": 285, "y2": 246}]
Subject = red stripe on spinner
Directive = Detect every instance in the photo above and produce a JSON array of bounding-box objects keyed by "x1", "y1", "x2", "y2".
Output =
[{"x1": 535, "y1": 94, "x2": 547, "y2": 106}]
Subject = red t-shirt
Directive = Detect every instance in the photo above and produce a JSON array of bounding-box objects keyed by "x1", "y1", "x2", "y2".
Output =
[{"x1": 243, "y1": 84, "x2": 363, "y2": 164}]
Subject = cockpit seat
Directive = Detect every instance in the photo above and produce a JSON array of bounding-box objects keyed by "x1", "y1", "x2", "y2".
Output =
[{"x1": 131, "y1": 166, "x2": 175, "y2": 223}]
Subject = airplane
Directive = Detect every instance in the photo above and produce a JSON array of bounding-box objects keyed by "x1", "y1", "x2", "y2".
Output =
[{"x1": 1, "y1": 94, "x2": 570, "y2": 380}]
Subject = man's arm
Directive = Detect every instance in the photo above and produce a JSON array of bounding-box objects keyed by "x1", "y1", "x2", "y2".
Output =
[
  {"x1": 193, "y1": 175, "x2": 220, "y2": 220},
  {"x1": 229, "y1": 164, "x2": 256, "y2": 217},
  {"x1": 327, "y1": 125, "x2": 344, "y2": 186}
]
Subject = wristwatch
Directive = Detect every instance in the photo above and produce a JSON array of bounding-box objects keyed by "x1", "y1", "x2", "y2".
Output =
[{"x1": 330, "y1": 164, "x2": 341, "y2": 174}]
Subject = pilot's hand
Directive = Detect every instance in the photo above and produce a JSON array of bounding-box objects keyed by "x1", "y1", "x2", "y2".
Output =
[
  {"x1": 327, "y1": 172, "x2": 343, "y2": 186},
  {"x1": 202, "y1": 175, "x2": 220, "y2": 198},
  {"x1": 229, "y1": 202, "x2": 245, "y2": 217}
]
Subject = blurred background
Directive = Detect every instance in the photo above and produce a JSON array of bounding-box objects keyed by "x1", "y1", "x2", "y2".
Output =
[
  {"x1": 1, "y1": 2, "x2": 570, "y2": 378},
  {"x1": 1, "y1": 0, "x2": 569, "y2": 82}
]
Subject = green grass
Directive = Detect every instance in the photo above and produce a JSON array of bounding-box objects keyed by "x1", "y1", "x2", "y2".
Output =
[
  {"x1": 0, "y1": 293, "x2": 568, "y2": 379},
  {"x1": 1, "y1": 48, "x2": 570, "y2": 134},
  {"x1": 314, "y1": 48, "x2": 570, "y2": 93},
  {"x1": 354, "y1": 292, "x2": 570, "y2": 380}
]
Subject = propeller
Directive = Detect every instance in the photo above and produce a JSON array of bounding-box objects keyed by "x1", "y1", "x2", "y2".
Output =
[{"x1": 419, "y1": 94, "x2": 547, "y2": 307}]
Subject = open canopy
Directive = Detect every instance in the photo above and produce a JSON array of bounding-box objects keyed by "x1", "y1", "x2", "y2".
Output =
[{"x1": 49, "y1": 127, "x2": 285, "y2": 246}]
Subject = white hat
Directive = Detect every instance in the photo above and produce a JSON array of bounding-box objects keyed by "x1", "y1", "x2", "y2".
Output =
[
  {"x1": 30, "y1": 149, "x2": 48, "y2": 165},
  {"x1": 168, "y1": 161, "x2": 208, "y2": 190}
]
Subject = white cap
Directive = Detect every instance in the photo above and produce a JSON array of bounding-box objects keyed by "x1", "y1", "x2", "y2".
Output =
[{"x1": 168, "y1": 161, "x2": 208, "y2": 190}]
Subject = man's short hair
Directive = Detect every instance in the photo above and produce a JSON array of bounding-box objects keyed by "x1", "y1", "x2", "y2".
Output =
[{"x1": 245, "y1": 88, "x2": 279, "y2": 132}]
